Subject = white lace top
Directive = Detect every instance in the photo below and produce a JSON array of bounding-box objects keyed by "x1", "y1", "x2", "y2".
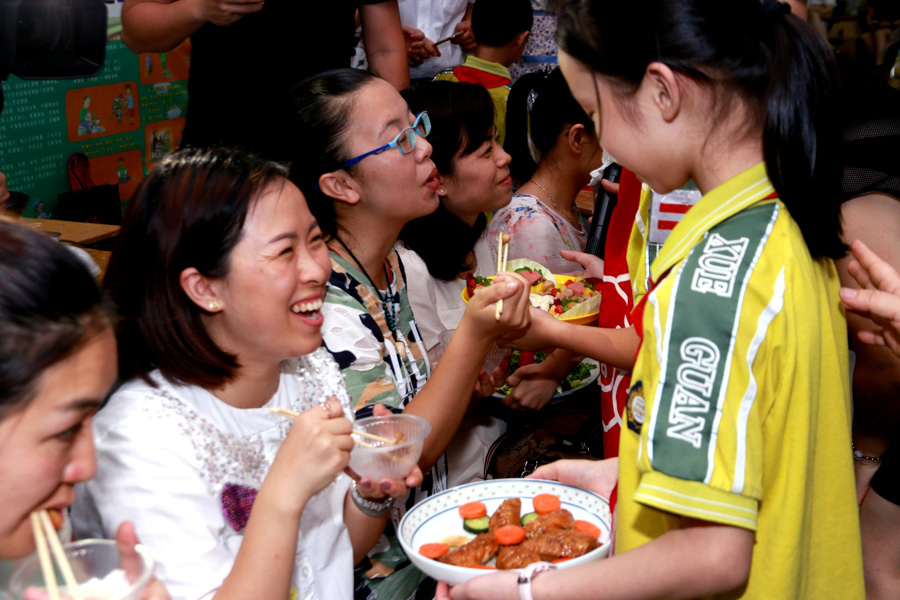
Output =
[{"x1": 72, "y1": 348, "x2": 355, "y2": 600}]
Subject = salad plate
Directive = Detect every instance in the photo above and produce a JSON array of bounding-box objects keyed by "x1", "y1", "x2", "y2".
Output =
[{"x1": 493, "y1": 353, "x2": 600, "y2": 399}]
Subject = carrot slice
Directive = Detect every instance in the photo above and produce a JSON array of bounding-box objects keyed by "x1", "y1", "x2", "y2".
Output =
[
  {"x1": 573, "y1": 520, "x2": 602, "y2": 539},
  {"x1": 494, "y1": 524, "x2": 526, "y2": 545},
  {"x1": 459, "y1": 501, "x2": 488, "y2": 520},
  {"x1": 532, "y1": 493, "x2": 561, "y2": 515},
  {"x1": 419, "y1": 543, "x2": 450, "y2": 559},
  {"x1": 470, "y1": 565, "x2": 497, "y2": 570},
  {"x1": 552, "y1": 557, "x2": 573, "y2": 564}
]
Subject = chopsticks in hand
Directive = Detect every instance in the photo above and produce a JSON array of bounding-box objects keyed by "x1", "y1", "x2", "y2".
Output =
[
  {"x1": 267, "y1": 407, "x2": 398, "y2": 448},
  {"x1": 30, "y1": 510, "x2": 84, "y2": 600},
  {"x1": 495, "y1": 232, "x2": 510, "y2": 320},
  {"x1": 435, "y1": 31, "x2": 462, "y2": 45}
]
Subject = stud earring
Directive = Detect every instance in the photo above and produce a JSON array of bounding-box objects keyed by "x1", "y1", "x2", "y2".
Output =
[
  {"x1": 208, "y1": 300, "x2": 219, "y2": 311},
  {"x1": 439, "y1": 188, "x2": 446, "y2": 195}
]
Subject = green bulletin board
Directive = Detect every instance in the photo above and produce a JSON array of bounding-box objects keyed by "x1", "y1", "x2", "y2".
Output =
[{"x1": 0, "y1": 21, "x2": 190, "y2": 219}]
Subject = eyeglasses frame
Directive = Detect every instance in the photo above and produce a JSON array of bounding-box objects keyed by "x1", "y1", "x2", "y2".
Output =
[{"x1": 337, "y1": 111, "x2": 431, "y2": 170}]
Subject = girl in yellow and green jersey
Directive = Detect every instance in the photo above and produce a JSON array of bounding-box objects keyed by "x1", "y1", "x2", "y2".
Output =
[{"x1": 435, "y1": 0, "x2": 865, "y2": 598}]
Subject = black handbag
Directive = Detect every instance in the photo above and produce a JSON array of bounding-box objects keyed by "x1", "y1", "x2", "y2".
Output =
[{"x1": 484, "y1": 394, "x2": 604, "y2": 479}]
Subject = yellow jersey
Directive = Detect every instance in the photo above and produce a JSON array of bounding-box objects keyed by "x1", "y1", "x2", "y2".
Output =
[{"x1": 618, "y1": 163, "x2": 864, "y2": 599}]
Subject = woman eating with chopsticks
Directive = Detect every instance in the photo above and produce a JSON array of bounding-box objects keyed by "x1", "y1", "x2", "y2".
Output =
[
  {"x1": 70, "y1": 148, "x2": 423, "y2": 600},
  {"x1": 0, "y1": 221, "x2": 167, "y2": 599},
  {"x1": 288, "y1": 68, "x2": 531, "y2": 598}
]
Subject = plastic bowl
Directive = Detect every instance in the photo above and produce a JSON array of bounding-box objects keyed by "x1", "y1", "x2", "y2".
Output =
[
  {"x1": 349, "y1": 414, "x2": 431, "y2": 482},
  {"x1": 7, "y1": 539, "x2": 155, "y2": 600},
  {"x1": 462, "y1": 275, "x2": 599, "y2": 326}
]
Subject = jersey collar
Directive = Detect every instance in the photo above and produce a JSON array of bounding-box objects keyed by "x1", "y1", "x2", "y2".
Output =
[{"x1": 650, "y1": 162, "x2": 775, "y2": 283}]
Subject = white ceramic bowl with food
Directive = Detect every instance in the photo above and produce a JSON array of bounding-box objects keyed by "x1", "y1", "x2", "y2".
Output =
[
  {"x1": 399, "y1": 479, "x2": 611, "y2": 586},
  {"x1": 8, "y1": 539, "x2": 155, "y2": 600},
  {"x1": 349, "y1": 414, "x2": 431, "y2": 482}
]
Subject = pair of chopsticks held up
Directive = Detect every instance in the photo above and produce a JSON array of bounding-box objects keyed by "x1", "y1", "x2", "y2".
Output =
[
  {"x1": 495, "y1": 233, "x2": 511, "y2": 320},
  {"x1": 268, "y1": 407, "x2": 399, "y2": 449},
  {"x1": 31, "y1": 509, "x2": 84, "y2": 600}
]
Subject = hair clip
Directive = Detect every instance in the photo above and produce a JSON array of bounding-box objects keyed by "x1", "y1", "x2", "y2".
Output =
[{"x1": 527, "y1": 89, "x2": 537, "y2": 113}]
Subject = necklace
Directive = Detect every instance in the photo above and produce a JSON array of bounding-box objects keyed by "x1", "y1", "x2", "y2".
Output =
[
  {"x1": 528, "y1": 179, "x2": 584, "y2": 233},
  {"x1": 332, "y1": 235, "x2": 404, "y2": 354}
]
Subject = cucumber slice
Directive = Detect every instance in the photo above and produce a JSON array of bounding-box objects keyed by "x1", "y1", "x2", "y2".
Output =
[
  {"x1": 463, "y1": 515, "x2": 490, "y2": 534},
  {"x1": 521, "y1": 512, "x2": 539, "y2": 526}
]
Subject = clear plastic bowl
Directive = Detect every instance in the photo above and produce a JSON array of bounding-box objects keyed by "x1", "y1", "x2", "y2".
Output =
[
  {"x1": 7, "y1": 539, "x2": 155, "y2": 600},
  {"x1": 348, "y1": 414, "x2": 431, "y2": 482}
]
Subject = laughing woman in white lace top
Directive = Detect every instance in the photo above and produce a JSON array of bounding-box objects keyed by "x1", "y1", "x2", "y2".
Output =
[{"x1": 71, "y1": 148, "x2": 422, "y2": 600}]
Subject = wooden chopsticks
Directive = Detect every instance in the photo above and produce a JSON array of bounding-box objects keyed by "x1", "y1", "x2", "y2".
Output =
[
  {"x1": 268, "y1": 407, "x2": 398, "y2": 448},
  {"x1": 30, "y1": 509, "x2": 84, "y2": 600},
  {"x1": 495, "y1": 232, "x2": 510, "y2": 320}
]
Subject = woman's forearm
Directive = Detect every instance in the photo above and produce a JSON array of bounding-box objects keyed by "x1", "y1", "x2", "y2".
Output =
[
  {"x1": 343, "y1": 492, "x2": 391, "y2": 564},
  {"x1": 122, "y1": 0, "x2": 205, "y2": 53},
  {"x1": 359, "y1": 1, "x2": 409, "y2": 90}
]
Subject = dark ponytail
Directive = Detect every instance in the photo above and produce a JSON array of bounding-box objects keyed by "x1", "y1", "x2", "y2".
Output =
[
  {"x1": 761, "y1": 10, "x2": 844, "y2": 259},
  {"x1": 287, "y1": 68, "x2": 380, "y2": 238},
  {"x1": 504, "y1": 68, "x2": 595, "y2": 184},
  {"x1": 553, "y1": 0, "x2": 845, "y2": 259}
]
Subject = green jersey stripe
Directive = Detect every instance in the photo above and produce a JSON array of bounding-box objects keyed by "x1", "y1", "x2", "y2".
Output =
[
  {"x1": 649, "y1": 203, "x2": 779, "y2": 482},
  {"x1": 704, "y1": 203, "x2": 780, "y2": 483}
]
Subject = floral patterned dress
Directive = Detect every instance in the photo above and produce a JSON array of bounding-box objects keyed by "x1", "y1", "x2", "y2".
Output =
[{"x1": 484, "y1": 193, "x2": 588, "y2": 266}]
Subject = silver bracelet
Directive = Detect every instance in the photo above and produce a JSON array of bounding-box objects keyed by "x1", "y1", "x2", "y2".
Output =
[
  {"x1": 350, "y1": 480, "x2": 394, "y2": 517},
  {"x1": 852, "y1": 442, "x2": 882, "y2": 466}
]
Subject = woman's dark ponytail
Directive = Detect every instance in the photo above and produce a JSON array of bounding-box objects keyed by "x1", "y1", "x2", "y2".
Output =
[
  {"x1": 504, "y1": 71, "x2": 542, "y2": 183},
  {"x1": 505, "y1": 68, "x2": 596, "y2": 184},
  {"x1": 552, "y1": 0, "x2": 845, "y2": 259}
]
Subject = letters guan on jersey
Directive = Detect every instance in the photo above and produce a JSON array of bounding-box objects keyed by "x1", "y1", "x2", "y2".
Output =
[{"x1": 648, "y1": 203, "x2": 779, "y2": 483}]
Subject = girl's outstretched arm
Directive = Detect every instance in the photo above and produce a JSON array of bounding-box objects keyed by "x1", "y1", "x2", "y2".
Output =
[
  {"x1": 503, "y1": 308, "x2": 639, "y2": 371},
  {"x1": 437, "y1": 518, "x2": 753, "y2": 600}
]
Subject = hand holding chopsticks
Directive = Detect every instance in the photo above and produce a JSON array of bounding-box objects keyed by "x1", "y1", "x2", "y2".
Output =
[
  {"x1": 495, "y1": 232, "x2": 510, "y2": 320},
  {"x1": 434, "y1": 31, "x2": 462, "y2": 45},
  {"x1": 268, "y1": 406, "x2": 400, "y2": 448},
  {"x1": 30, "y1": 510, "x2": 84, "y2": 600}
]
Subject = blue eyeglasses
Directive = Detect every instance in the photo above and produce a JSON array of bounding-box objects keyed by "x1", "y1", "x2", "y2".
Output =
[{"x1": 339, "y1": 111, "x2": 431, "y2": 170}]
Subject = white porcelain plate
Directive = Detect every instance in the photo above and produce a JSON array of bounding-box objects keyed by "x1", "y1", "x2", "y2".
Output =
[{"x1": 398, "y1": 479, "x2": 611, "y2": 586}]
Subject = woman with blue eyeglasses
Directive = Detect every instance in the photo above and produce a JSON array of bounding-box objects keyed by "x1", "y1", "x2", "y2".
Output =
[{"x1": 289, "y1": 69, "x2": 531, "y2": 598}]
